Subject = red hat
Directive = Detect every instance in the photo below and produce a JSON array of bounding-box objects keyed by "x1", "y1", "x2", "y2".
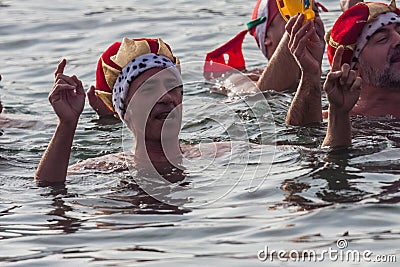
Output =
[
  {"x1": 203, "y1": 0, "x2": 279, "y2": 80},
  {"x1": 249, "y1": 0, "x2": 280, "y2": 56},
  {"x1": 95, "y1": 38, "x2": 179, "y2": 114},
  {"x1": 326, "y1": 0, "x2": 400, "y2": 68}
]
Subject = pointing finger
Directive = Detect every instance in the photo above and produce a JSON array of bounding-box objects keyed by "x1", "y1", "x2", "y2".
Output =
[
  {"x1": 285, "y1": 14, "x2": 298, "y2": 36},
  {"x1": 332, "y1": 46, "x2": 344, "y2": 72},
  {"x1": 54, "y1": 59, "x2": 67, "y2": 78}
]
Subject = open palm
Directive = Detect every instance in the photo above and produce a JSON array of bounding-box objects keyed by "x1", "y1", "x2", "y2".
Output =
[{"x1": 287, "y1": 14, "x2": 325, "y2": 75}]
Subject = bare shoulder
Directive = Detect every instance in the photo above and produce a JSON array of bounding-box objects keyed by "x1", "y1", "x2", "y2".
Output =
[
  {"x1": 68, "y1": 152, "x2": 132, "y2": 173},
  {"x1": 180, "y1": 141, "x2": 256, "y2": 159},
  {"x1": 209, "y1": 72, "x2": 259, "y2": 96}
]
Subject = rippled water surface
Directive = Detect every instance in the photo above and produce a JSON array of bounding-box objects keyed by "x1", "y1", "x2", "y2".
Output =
[{"x1": 0, "y1": 0, "x2": 399, "y2": 266}]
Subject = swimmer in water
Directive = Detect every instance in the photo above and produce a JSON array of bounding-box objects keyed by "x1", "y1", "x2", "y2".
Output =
[
  {"x1": 203, "y1": 0, "x2": 326, "y2": 96},
  {"x1": 285, "y1": 1, "x2": 400, "y2": 147},
  {"x1": 35, "y1": 38, "x2": 235, "y2": 184}
]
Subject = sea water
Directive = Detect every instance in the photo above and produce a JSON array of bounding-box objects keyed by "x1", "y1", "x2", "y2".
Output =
[{"x1": 0, "y1": 1, "x2": 399, "y2": 266}]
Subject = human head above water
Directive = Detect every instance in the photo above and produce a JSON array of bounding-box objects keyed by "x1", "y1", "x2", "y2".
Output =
[
  {"x1": 203, "y1": 0, "x2": 327, "y2": 78},
  {"x1": 249, "y1": 0, "x2": 281, "y2": 59},
  {"x1": 95, "y1": 38, "x2": 181, "y2": 119},
  {"x1": 203, "y1": 0, "x2": 284, "y2": 78},
  {"x1": 326, "y1": 0, "x2": 400, "y2": 69}
]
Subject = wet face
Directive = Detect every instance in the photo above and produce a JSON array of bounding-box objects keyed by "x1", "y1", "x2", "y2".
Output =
[
  {"x1": 264, "y1": 14, "x2": 286, "y2": 60},
  {"x1": 124, "y1": 67, "x2": 183, "y2": 141},
  {"x1": 357, "y1": 23, "x2": 400, "y2": 91}
]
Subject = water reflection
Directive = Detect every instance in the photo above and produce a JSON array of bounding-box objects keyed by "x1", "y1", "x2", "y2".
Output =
[
  {"x1": 41, "y1": 186, "x2": 82, "y2": 234},
  {"x1": 102, "y1": 169, "x2": 191, "y2": 215},
  {"x1": 280, "y1": 117, "x2": 400, "y2": 210},
  {"x1": 37, "y1": 176, "x2": 189, "y2": 237}
]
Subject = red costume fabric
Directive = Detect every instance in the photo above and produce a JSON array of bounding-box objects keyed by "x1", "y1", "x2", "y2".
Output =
[{"x1": 326, "y1": 1, "x2": 400, "y2": 67}]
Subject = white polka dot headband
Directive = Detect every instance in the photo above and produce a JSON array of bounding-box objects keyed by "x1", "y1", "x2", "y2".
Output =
[
  {"x1": 112, "y1": 53, "x2": 180, "y2": 119},
  {"x1": 352, "y1": 12, "x2": 400, "y2": 68}
]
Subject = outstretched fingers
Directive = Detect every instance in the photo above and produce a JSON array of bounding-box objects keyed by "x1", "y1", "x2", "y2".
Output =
[
  {"x1": 285, "y1": 14, "x2": 298, "y2": 36},
  {"x1": 50, "y1": 59, "x2": 85, "y2": 102},
  {"x1": 53, "y1": 59, "x2": 79, "y2": 88},
  {"x1": 287, "y1": 14, "x2": 304, "y2": 50},
  {"x1": 331, "y1": 46, "x2": 344, "y2": 72},
  {"x1": 54, "y1": 59, "x2": 66, "y2": 77},
  {"x1": 293, "y1": 21, "x2": 314, "y2": 55}
]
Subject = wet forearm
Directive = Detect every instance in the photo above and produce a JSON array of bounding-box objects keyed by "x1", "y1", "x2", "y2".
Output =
[
  {"x1": 322, "y1": 107, "x2": 352, "y2": 147},
  {"x1": 286, "y1": 73, "x2": 322, "y2": 126},
  {"x1": 256, "y1": 33, "x2": 299, "y2": 92},
  {"x1": 35, "y1": 121, "x2": 77, "y2": 183}
]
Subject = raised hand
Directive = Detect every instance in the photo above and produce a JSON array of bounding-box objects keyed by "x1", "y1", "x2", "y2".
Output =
[
  {"x1": 286, "y1": 13, "x2": 325, "y2": 75},
  {"x1": 49, "y1": 59, "x2": 85, "y2": 123},
  {"x1": 323, "y1": 46, "x2": 362, "y2": 114},
  {"x1": 35, "y1": 59, "x2": 85, "y2": 183},
  {"x1": 87, "y1": 85, "x2": 114, "y2": 117}
]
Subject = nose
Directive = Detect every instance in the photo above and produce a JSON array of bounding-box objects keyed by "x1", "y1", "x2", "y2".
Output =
[
  {"x1": 157, "y1": 86, "x2": 175, "y2": 104},
  {"x1": 393, "y1": 30, "x2": 400, "y2": 47}
]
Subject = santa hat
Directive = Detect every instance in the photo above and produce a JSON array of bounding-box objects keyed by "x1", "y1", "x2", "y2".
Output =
[
  {"x1": 326, "y1": 0, "x2": 400, "y2": 68},
  {"x1": 95, "y1": 38, "x2": 180, "y2": 119}
]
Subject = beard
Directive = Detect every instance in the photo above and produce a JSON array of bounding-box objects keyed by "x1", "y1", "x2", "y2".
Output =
[{"x1": 359, "y1": 47, "x2": 400, "y2": 91}]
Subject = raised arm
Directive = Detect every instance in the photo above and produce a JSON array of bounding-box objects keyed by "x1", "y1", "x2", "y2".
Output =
[
  {"x1": 35, "y1": 59, "x2": 85, "y2": 183},
  {"x1": 210, "y1": 32, "x2": 300, "y2": 96},
  {"x1": 256, "y1": 32, "x2": 300, "y2": 92},
  {"x1": 322, "y1": 46, "x2": 361, "y2": 148},
  {"x1": 285, "y1": 13, "x2": 325, "y2": 126}
]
